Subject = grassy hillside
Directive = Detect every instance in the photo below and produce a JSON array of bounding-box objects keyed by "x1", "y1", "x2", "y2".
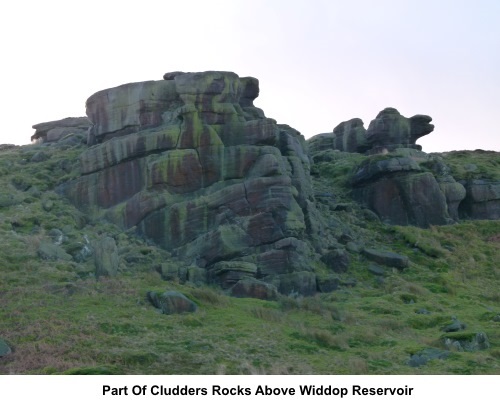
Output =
[{"x1": 0, "y1": 142, "x2": 499, "y2": 374}]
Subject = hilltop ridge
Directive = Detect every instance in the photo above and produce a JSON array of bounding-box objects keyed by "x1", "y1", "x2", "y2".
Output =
[{"x1": 0, "y1": 71, "x2": 499, "y2": 374}]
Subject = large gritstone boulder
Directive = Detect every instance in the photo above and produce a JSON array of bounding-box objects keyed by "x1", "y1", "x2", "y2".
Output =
[
  {"x1": 350, "y1": 151, "x2": 465, "y2": 227},
  {"x1": 365, "y1": 107, "x2": 434, "y2": 153},
  {"x1": 60, "y1": 71, "x2": 321, "y2": 294},
  {"x1": 308, "y1": 118, "x2": 369, "y2": 154},
  {"x1": 459, "y1": 180, "x2": 500, "y2": 220},
  {"x1": 31, "y1": 117, "x2": 91, "y2": 143},
  {"x1": 308, "y1": 107, "x2": 434, "y2": 155}
]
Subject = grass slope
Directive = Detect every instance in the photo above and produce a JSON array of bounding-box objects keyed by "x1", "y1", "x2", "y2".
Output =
[{"x1": 0, "y1": 142, "x2": 499, "y2": 374}]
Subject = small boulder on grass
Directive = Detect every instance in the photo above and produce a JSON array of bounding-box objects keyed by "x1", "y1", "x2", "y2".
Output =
[
  {"x1": 363, "y1": 248, "x2": 409, "y2": 269},
  {"x1": 147, "y1": 291, "x2": 197, "y2": 315},
  {"x1": 441, "y1": 316, "x2": 466, "y2": 332},
  {"x1": 442, "y1": 332, "x2": 490, "y2": 352},
  {"x1": 0, "y1": 338, "x2": 12, "y2": 357},
  {"x1": 407, "y1": 348, "x2": 450, "y2": 367},
  {"x1": 93, "y1": 236, "x2": 118, "y2": 277}
]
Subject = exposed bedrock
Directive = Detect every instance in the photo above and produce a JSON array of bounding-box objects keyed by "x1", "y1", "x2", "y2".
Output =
[
  {"x1": 350, "y1": 152, "x2": 466, "y2": 227},
  {"x1": 61, "y1": 71, "x2": 322, "y2": 295},
  {"x1": 365, "y1": 107, "x2": 434, "y2": 153},
  {"x1": 459, "y1": 179, "x2": 500, "y2": 220},
  {"x1": 308, "y1": 107, "x2": 434, "y2": 155},
  {"x1": 31, "y1": 117, "x2": 91, "y2": 144}
]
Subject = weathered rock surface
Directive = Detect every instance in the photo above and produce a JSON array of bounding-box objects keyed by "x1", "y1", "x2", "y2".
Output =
[
  {"x1": 350, "y1": 151, "x2": 466, "y2": 227},
  {"x1": 147, "y1": 291, "x2": 197, "y2": 314},
  {"x1": 407, "y1": 348, "x2": 450, "y2": 367},
  {"x1": 365, "y1": 108, "x2": 434, "y2": 153},
  {"x1": 61, "y1": 71, "x2": 320, "y2": 294},
  {"x1": 31, "y1": 117, "x2": 91, "y2": 143},
  {"x1": 442, "y1": 332, "x2": 490, "y2": 352},
  {"x1": 459, "y1": 180, "x2": 500, "y2": 220},
  {"x1": 441, "y1": 316, "x2": 466, "y2": 333},
  {"x1": 229, "y1": 278, "x2": 278, "y2": 300},
  {"x1": 93, "y1": 236, "x2": 119, "y2": 277},
  {"x1": 308, "y1": 108, "x2": 466, "y2": 227},
  {"x1": 308, "y1": 108, "x2": 434, "y2": 155},
  {"x1": 308, "y1": 118, "x2": 368, "y2": 154},
  {"x1": 320, "y1": 249, "x2": 350, "y2": 273},
  {"x1": 362, "y1": 248, "x2": 409, "y2": 269},
  {"x1": 0, "y1": 337, "x2": 11, "y2": 357}
]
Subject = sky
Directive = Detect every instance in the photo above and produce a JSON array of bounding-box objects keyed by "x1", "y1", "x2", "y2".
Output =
[{"x1": 1, "y1": 0, "x2": 498, "y2": 152}]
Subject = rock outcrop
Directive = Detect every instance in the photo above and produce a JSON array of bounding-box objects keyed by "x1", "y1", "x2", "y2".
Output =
[
  {"x1": 60, "y1": 71, "x2": 321, "y2": 295},
  {"x1": 308, "y1": 108, "x2": 434, "y2": 155},
  {"x1": 31, "y1": 117, "x2": 91, "y2": 143},
  {"x1": 350, "y1": 151, "x2": 464, "y2": 227},
  {"x1": 365, "y1": 107, "x2": 434, "y2": 153},
  {"x1": 308, "y1": 118, "x2": 368, "y2": 154},
  {"x1": 93, "y1": 236, "x2": 119, "y2": 277},
  {"x1": 459, "y1": 180, "x2": 500, "y2": 220},
  {"x1": 308, "y1": 108, "x2": 468, "y2": 227}
]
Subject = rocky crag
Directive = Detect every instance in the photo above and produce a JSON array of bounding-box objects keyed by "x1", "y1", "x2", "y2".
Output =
[
  {"x1": 25, "y1": 71, "x2": 498, "y2": 294},
  {"x1": 58, "y1": 71, "x2": 322, "y2": 296},
  {"x1": 2, "y1": 72, "x2": 498, "y2": 374},
  {"x1": 309, "y1": 108, "x2": 499, "y2": 226}
]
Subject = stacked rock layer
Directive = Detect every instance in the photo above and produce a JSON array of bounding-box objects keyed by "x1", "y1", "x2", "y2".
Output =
[{"x1": 61, "y1": 71, "x2": 321, "y2": 294}]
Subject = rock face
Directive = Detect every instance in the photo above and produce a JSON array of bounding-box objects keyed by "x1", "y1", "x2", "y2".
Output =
[
  {"x1": 459, "y1": 180, "x2": 500, "y2": 220},
  {"x1": 31, "y1": 117, "x2": 91, "y2": 143},
  {"x1": 308, "y1": 118, "x2": 368, "y2": 154},
  {"x1": 61, "y1": 71, "x2": 320, "y2": 295},
  {"x1": 362, "y1": 248, "x2": 409, "y2": 269},
  {"x1": 365, "y1": 108, "x2": 434, "y2": 153},
  {"x1": 308, "y1": 108, "x2": 464, "y2": 227},
  {"x1": 308, "y1": 108, "x2": 434, "y2": 155},
  {"x1": 350, "y1": 152, "x2": 465, "y2": 227},
  {"x1": 93, "y1": 236, "x2": 119, "y2": 277}
]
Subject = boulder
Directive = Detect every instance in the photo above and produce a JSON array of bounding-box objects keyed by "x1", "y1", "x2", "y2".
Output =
[
  {"x1": 442, "y1": 332, "x2": 490, "y2": 352},
  {"x1": 365, "y1": 108, "x2": 433, "y2": 153},
  {"x1": 31, "y1": 117, "x2": 91, "y2": 143},
  {"x1": 229, "y1": 278, "x2": 278, "y2": 300},
  {"x1": 438, "y1": 178, "x2": 467, "y2": 221},
  {"x1": 310, "y1": 108, "x2": 434, "y2": 155},
  {"x1": 459, "y1": 180, "x2": 500, "y2": 220},
  {"x1": 60, "y1": 71, "x2": 320, "y2": 289},
  {"x1": 320, "y1": 249, "x2": 350, "y2": 273},
  {"x1": 362, "y1": 248, "x2": 409, "y2": 269},
  {"x1": 351, "y1": 156, "x2": 454, "y2": 227},
  {"x1": 0, "y1": 337, "x2": 12, "y2": 357},
  {"x1": 308, "y1": 118, "x2": 368, "y2": 155},
  {"x1": 147, "y1": 291, "x2": 197, "y2": 314},
  {"x1": 407, "y1": 348, "x2": 450, "y2": 367},
  {"x1": 441, "y1": 316, "x2": 466, "y2": 333},
  {"x1": 93, "y1": 236, "x2": 118, "y2": 277}
]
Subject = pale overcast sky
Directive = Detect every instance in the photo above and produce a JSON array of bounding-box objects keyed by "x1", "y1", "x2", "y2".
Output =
[{"x1": 1, "y1": 0, "x2": 498, "y2": 152}]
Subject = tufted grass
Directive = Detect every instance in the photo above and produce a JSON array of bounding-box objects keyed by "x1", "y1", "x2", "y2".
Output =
[{"x1": 0, "y1": 144, "x2": 499, "y2": 374}]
